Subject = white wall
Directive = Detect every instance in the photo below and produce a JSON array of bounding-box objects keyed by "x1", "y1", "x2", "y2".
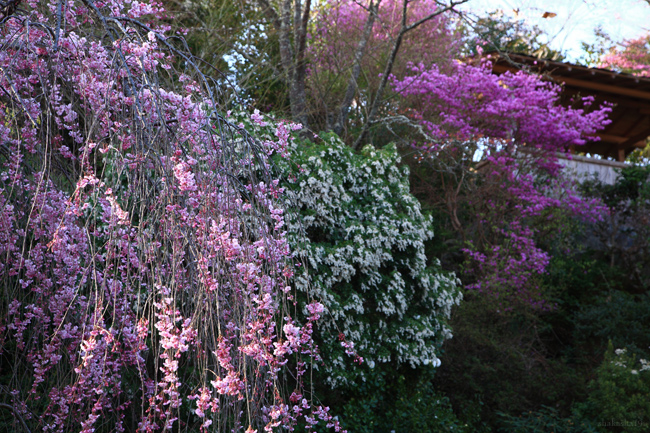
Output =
[{"x1": 557, "y1": 153, "x2": 627, "y2": 185}]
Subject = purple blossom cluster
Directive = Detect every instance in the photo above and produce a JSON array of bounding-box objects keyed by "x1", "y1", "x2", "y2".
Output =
[
  {"x1": 0, "y1": 1, "x2": 343, "y2": 431},
  {"x1": 461, "y1": 151, "x2": 609, "y2": 312},
  {"x1": 391, "y1": 56, "x2": 611, "y2": 313},
  {"x1": 392, "y1": 57, "x2": 611, "y2": 158}
]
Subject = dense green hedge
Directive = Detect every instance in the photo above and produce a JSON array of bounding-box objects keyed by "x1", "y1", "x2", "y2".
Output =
[{"x1": 278, "y1": 133, "x2": 461, "y2": 386}]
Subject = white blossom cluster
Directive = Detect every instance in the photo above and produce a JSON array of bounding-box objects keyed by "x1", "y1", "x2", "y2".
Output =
[
  {"x1": 612, "y1": 348, "x2": 650, "y2": 374},
  {"x1": 281, "y1": 133, "x2": 462, "y2": 387}
]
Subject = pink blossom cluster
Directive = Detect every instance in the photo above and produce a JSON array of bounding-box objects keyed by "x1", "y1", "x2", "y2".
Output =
[
  {"x1": 307, "y1": 0, "x2": 460, "y2": 111},
  {"x1": 599, "y1": 34, "x2": 650, "y2": 77},
  {"x1": 0, "y1": 1, "x2": 343, "y2": 431},
  {"x1": 310, "y1": 0, "x2": 458, "y2": 70}
]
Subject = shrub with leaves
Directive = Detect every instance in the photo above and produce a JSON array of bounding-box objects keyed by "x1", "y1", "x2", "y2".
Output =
[
  {"x1": 498, "y1": 406, "x2": 598, "y2": 433},
  {"x1": 579, "y1": 343, "x2": 650, "y2": 433},
  {"x1": 339, "y1": 369, "x2": 468, "y2": 433},
  {"x1": 274, "y1": 132, "x2": 461, "y2": 386},
  {"x1": 579, "y1": 165, "x2": 650, "y2": 291}
]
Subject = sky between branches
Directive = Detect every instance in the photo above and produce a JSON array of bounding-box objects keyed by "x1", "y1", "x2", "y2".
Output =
[{"x1": 461, "y1": 0, "x2": 650, "y2": 62}]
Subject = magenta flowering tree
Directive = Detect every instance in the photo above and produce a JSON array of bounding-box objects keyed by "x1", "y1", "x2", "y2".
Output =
[
  {"x1": 392, "y1": 58, "x2": 611, "y2": 156},
  {"x1": 392, "y1": 57, "x2": 611, "y2": 312},
  {"x1": 307, "y1": 0, "x2": 462, "y2": 135},
  {"x1": 599, "y1": 33, "x2": 650, "y2": 77},
  {"x1": 0, "y1": 1, "x2": 343, "y2": 432},
  {"x1": 458, "y1": 154, "x2": 607, "y2": 312}
]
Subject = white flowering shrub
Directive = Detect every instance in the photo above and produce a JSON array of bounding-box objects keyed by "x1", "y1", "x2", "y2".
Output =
[
  {"x1": 580, "y1": 342, "x2": 650, "y2": 433},
  {"x1": 276, "y1": 132, "x2": 462, "y2": 386}
]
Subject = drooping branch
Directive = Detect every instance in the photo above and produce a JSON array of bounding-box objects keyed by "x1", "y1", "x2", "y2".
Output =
[
  {"x1": 0, "y1": 403, "x2": 32, "y2": 433},
  {"x1": 0, "y1": 1, "x2": 342, "y2": 430}
]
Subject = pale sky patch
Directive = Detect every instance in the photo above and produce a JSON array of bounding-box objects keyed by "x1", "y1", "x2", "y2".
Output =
[{"x1": 459, "y1": 0, "x2": 650, "y2": 62}]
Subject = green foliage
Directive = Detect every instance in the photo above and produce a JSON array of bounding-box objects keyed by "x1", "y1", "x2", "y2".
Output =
[
  {"x1": 232, "y1": 109, "x2": 464, "y2": 425},
  {"x1": 163, "y1": 0, "x2": 291, "y2": 112},
  {"x1": 466, "y1": 10, "x2": 564, "y2": 60},
  {"x1": 277, "y1": 132, "x2": 461, "y2": 386},
  {"x1": 581, "y1": 165, "x2": 650, "y2": 208},
  {"x1": 578, "y1": 165, "x2": 650, "y2": 292},
  {"x1": 573, "y1": 291, "x2": 650, "y2": 360},
  {"x1": 433, "y1": 293, "x2": 586, "y2": 431},
  {"x1": 579, "y1": 26, "x2": 616, "y2": 67},
  {"x1": 499, "y1": 406, "x2": 598, "y2": 433},
  {"x1": 579, "y1": 343, "x2": 650, "y2": 433},
  {"x1": 339, "y1": 369, "x2": 469, "y2": 433},
  {"x1": 625, "y1": 144, "x2": 650, "y2": 165}
]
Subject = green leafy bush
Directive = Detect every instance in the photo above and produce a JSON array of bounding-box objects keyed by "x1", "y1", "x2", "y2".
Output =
[
  {"x1": 578, "y1": 343, "x2": 650, "y2": 433},
  {"x1": 340, "y1": 369, "x2": 469, "y2": 433},
  {"x1": 579, "y1": 165, "x2": 650, "y2": 291},
  {"x1": 499, "y1": 406, "x2": 598, "y2": 433},
  {"x1": 582, "y1": 165, "x2": 650, "y2": 208},
  {"x1": 278, "y1": 132, "x2": 462, "y2": 385},
  {"x1": 433, "y1": 293, "x2": 586, "y2": 431},
  {"x1": 573, "y1": 291, "x2": 650, "y2": 360}
]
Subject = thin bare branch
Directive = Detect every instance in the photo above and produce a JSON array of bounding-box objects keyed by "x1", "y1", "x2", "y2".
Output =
[
  {"x1": 353, "y1": 0, "x2": 469, "y2": 149},
  {"x1": 0, "y1": 403, "x2": 32, "y2": 433},
  {"x1": 332, "y1": 0, "x2": 380, "y2": 135}
]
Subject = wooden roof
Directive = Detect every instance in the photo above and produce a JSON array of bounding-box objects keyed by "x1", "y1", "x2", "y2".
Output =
[{"x1": 491, "y1": 53, "x2": 650, "y2": 161}]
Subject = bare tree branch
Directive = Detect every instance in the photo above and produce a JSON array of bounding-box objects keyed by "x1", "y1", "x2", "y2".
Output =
[
  {"x1": 0, "y1": 403, "x2": 32, "y2": 433},
  {"x1": 331, "y1": 0, "x2": 381, "y2": 136},
  {"x1": 353, "y1": 0, "x2": 469, "y2": 150}
]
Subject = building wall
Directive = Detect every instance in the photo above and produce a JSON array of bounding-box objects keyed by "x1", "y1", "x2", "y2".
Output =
[{"x1": 557, "y1": 153, "x2": 627, "y2": 185}]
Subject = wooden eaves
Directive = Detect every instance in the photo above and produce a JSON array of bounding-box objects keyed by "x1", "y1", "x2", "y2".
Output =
[{"x1": 491, "y1": 52, "x2": 650, "y2": 162}]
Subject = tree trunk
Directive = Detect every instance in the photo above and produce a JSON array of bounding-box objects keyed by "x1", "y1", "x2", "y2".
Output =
[
  {"x1": 331, "y1": 0, "x2": 380, "y2": 136},
  {"x1": 258, "y1": 0, "x2": 310, "y2": 128},
  {"x1": 353, "y1": 0, "x2": 468, "y2": 150}
]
